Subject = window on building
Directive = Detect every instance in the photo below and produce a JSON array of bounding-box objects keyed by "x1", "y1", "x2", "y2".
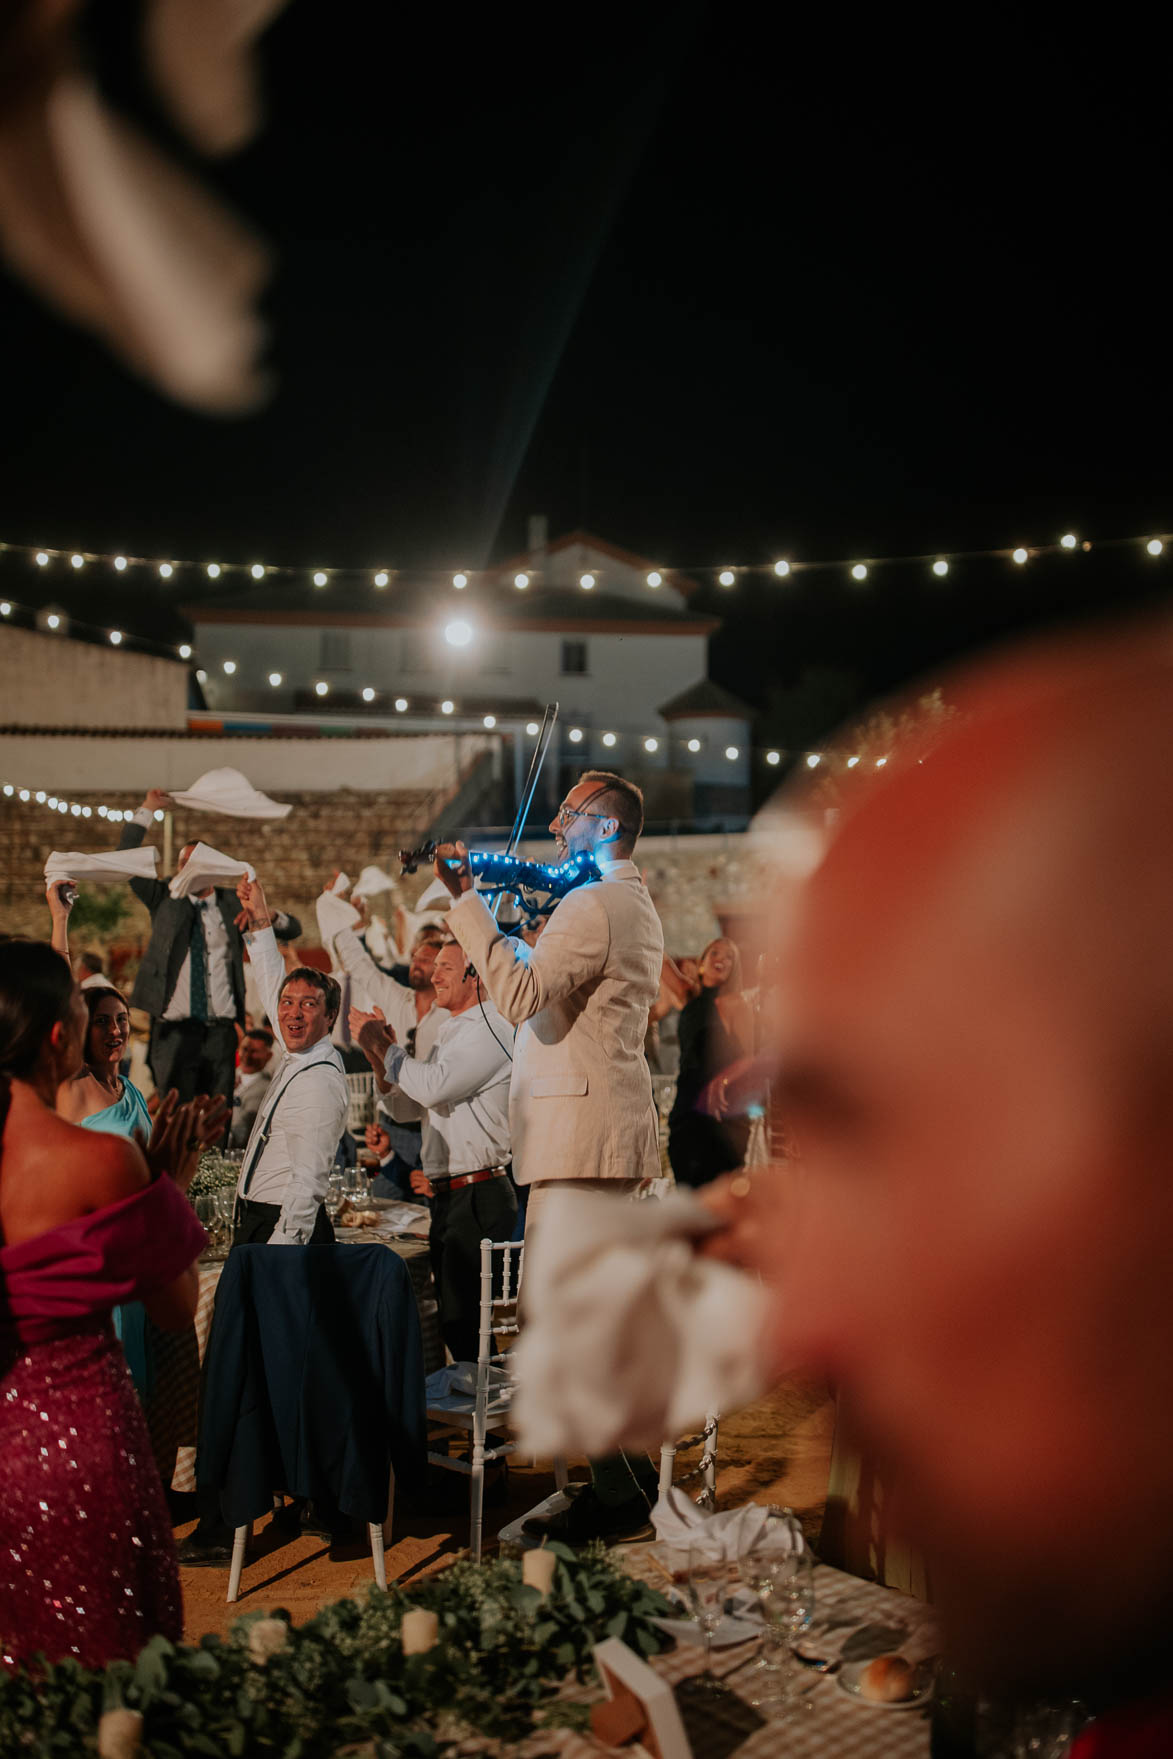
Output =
[
  {"x1": 560, "y1": 639, "x2": 588, "y2": 676},
  {"x1": 318, "y1": 630, "x2": 351, "y2": 671}
]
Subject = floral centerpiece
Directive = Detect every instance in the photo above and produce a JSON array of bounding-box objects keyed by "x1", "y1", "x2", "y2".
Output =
[
  {"x1": 187, "y1": 1151, "x2": 240, "y2": 1206},
  {"x1": 0, "y1": 1545, "x2": 675, "y2": 1757}
]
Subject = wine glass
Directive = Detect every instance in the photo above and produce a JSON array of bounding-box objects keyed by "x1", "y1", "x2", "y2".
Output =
[
  {"x1": 212, "y1": 1186, "x2": 236, "y2": 1253},
  {"x1": 736, "y1": 1510, "x2": 803, "y2": 1689},
  {"x1": 744, "y1": 1547, "x2": 815, "y2": 1715},
  {"x1": 682, "y1": 1543, "x2": 732, "y2": 1697},
  {"x1": 325, "y1": 1172, "x2": 346, "y2": 1225}
]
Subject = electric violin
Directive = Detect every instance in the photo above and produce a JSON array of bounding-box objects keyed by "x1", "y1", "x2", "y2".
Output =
[{"x1": 397, "y1": 841, "x2": 599, "y2": 923}]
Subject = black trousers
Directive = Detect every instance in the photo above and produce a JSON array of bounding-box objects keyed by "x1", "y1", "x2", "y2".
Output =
[
  {"x1": 232, "y1": 1197, "x2": 336, "y2": 1246},
  {"x1": 149, "y1": 1018, "x2": 237, "y2": 1109},
  {"x1": 667, "y1": 1113, "x2": 751, "y2": 1190},
  {"x1": 429, "y1": 1174, "x2": 518, "y2": 1364}
]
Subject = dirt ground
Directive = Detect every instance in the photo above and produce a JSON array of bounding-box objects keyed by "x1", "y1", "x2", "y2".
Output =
[{"x1": 178, "y1": 1373, "x2": 835, "y2": 1641}]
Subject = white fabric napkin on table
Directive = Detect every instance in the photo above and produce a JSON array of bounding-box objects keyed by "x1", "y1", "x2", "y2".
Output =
[
  {"x1": 652, "y1": 1488, "x2": 803, "y2": 1561},
  {"x1": 169, "y1": 766, "x2": 291, "y2": 819},
  {"x1": 511, "y1": 1189, "x2": 773, "y2": 1458},
  {"x1": 168, "y1": 842, "x2": 254, "y2": 899},
  {"x1": 45, "y1": 847, "x2": 158, "y2": 886}
]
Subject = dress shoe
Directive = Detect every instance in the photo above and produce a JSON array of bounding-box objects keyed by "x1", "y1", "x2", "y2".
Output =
[
  {"x1": 176, "y1": 1532, "x2": 234, "y2": 1567},
  {"x1": 524, "y1": 1486, "x2": 654, "y2": 1546}
]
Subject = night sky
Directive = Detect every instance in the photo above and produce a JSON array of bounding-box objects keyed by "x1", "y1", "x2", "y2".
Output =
[{"x1": 2, "y1": 4, "x2": 1169, "y2": 732}]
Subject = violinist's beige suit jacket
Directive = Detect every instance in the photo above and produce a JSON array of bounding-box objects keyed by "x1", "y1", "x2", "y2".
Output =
[{"x1": 445, "y1": 860, "x2": 664, "y2": 1187}]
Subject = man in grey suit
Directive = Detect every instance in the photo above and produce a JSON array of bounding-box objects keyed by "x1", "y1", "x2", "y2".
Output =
[
  {"x1": 439, "y1": 769, "x2": 665, "y2": 1542},
  {"x1": 119, "y1": 787, "x2": 301, "y2": 1107}
]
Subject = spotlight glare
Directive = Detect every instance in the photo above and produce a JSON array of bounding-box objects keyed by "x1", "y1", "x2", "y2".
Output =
[{"x1": 444, "y1": 618, "x2": 473, "y2": 647}]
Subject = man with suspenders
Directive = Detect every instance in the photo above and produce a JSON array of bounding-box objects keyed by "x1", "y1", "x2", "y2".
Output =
[{"x1": 231, "y1": 875, "x2": 349, "y2": 1245}]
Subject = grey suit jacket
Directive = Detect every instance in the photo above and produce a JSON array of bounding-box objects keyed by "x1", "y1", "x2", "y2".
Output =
[
  {"x1": 446, "y1": 860, "x2": 664, "y2": 1186},
  {"x1": 118, "y1": 820, "x2": 300, "y2": 1022}
]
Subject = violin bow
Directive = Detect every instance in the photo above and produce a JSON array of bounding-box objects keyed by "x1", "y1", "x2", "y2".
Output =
[{"x1": 492, "y1": 701, "x2": 559, "y2": 919}]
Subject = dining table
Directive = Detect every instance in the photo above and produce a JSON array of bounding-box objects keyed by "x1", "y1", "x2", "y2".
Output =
[
  {"x1": 548, "y1": 1554, "x2": 939, "y2": 1759},
  {"x1": 155, "y1": 1218, "x2": 442, "y2": 1495}
]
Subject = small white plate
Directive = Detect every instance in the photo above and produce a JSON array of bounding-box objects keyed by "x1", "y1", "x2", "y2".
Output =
[{"x1": 836, "y1": 1661, "x2": 934, "y2": 1710}]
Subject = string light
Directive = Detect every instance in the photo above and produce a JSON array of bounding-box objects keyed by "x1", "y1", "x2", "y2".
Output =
[
  {"x1": 268, "y1": 671, "x2": 282, "y2": 686},
  {"x1": 644, "y1": 737, "x2": 659, "y2": 752},
  {"x1": 847, "y1": 756, "x2": 860, "y2": 767},
  {"x1": 315, "y1": 681, "x2": 329, "y2": 697},
  {"x1": 109, "y1": 630, "x2": 122, "y2": 645},
  {"x1": 395, "y1": 697, "x2": 408, "y2": 712},
  {"x1": 313, "y1": 571, "x2": 328, "y2": 587},
  {"x1": 441, "y1": 699, "x2": 455, "y2": 715},
  {"x1": 766, "y1": 750, "x2": 781, "y2": 765},
  {"x1": 207, "y1": 563, "x2": 221, "y2": 579},
  {"x1": 1147, "y1": 539, "x2": 1164, "y2": 556},
  {"x1": 1060, "y1": 533, "x2": 1078, "y2": 550},
  {"x1": 525, "y1": 720, "x2": 539, "y2": 734},
  {"x1": 932, "y1": 559, "x2": 949, "y2": 577},
  {"x1": 875, "y1": 756, "x2": 888, "y2": 767},
  {"x1": 725, "y1": 745, "x2": 739, "y2": 760},
  {"x1": 718, "y1": 569, "x2": 735, "y2": 587},
  {"x1": 35, "y1": 552, "x2": 48, "y2": 566},
  {"x1": 646, "y1": 571, "x2": 662, "y2": 587},
  {"x1": 514, "y1": 573, "x2": 529, "y2": 590},
  {"x1": 807, "y1": 754, "x2": 821, "y2": 768},
  {"x1": 113, "y1": 556, "x2": 127, "y2": 572},
  {"x1": 483, "y1": 713, "x2": 496, "y2": 728},
  {"x1": 179, "y1": 643, "x2": 192, "y2": 659},
  {"x1": 580, "y1": 573, "x2": 595, "y2": 590},
  {"x1": 453, "y1": 573, "x2": 468, "y2": 589},
  {"x1": 250, "y1": 563, "x2": 265, "y2": 580},
  {"x1": 374, "y1": 571, "x2": 389, "y2": 588},
  {"x1": 70, "y1": 554, "x2": 84, "y2": 570},
  {"x1": 445, "y1": 619, "x2": 472, "y2": 647},
  {"x1": 569, "y1": 727, "x2": 583, "y2": 743},
  {"x1": 602, "y1": 732, "x2": 616, "y2": 747},
  {"x1": 196, "y1": 669, "x2": 207, "y2": 682},
  {"x1": 158, "y1": 562, "x2": 173, "y2": 579},
  {"x1": 1012, "y1": 547, "x2": 1029, "y2": 564},
  {"x1": 773, "y1": 560, "x2": 790, "y2": 577},
  {"x1": 0, "y1": 602, "x2": 9, "y2": 616},
  {"x1": 850, "y1": 564, "x2": 867, "y2": 582},
  {"x1": 222, "y1": 659, "x2": 236, "y2": 674},
  {"x1": 687, "y1": 738, "x2": 701, "y2": 753},
  {"x1": 361, "y1": 686, "x2": 375, "y2": 702},
  {"x1": 46, "y1": 613, "x2": 60, "y2": 629}
]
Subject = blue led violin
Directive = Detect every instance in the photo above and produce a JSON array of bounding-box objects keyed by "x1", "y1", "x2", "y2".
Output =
[{"x1": 397, "y1": 841, "x2": 600, "y2": 923}]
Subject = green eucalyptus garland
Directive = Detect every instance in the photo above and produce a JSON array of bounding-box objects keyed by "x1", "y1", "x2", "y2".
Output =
[{"x1": 0, "y1": 1544, "x2": 675, "y2": 1757}]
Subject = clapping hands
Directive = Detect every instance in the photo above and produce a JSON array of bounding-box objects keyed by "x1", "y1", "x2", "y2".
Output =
[{"x1": 139, "y1": 1089, "x2": 231, "y2": 1190}]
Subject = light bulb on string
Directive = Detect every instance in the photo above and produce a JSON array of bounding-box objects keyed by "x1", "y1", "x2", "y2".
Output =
[
  {"x1": 35, "y1": 551, "x2": 49, "y2": 566},
  {"x1": 315, "y1": 680, "x2": 329, "y2": 697},
  {"x1": 1147, "y1": 539, "x2": 1164, "y2": 557},
  {"x1": 525, "y1": 721, "x2": 539, "y2": 735},
  {"x1": 850, "y1": 564, "x2": 867, "y2": 582},
  {"x1": 223, "y1": 659, "x2": 236, "y2": 674},
  {"x1": 602, "y1": 732, "x2": 616, "y2": 748},
  {"x1": 70, "y1": 554, "x2": 84, "y2": 570},
  {"x1": 806, "y1": 754, "x2": 821, "y2": 768},
  {"x1": 159, "y1": 562, "x2": 173, "y2": 579},
  {"x1": 0, "y1": 602, "x2": 10, "y2": 617},
  {"x1": 441, "y1": 699, "x2": 455, "y2": 715},
  {"x1": 46, "y1": 614, "x2": 60, "y2": 629},
  {"x1": 580, "y1": 574, "x2": 595, "y2": 590},
  {"x1": 250, "y1": 564, "x2": 265, "y2": 580},
  {"x1": 766, "y1": 750, "x2": 781, "y2": 765},
  {"x1": 207, "y1": 563, "x2": 221, "y2": 579},
  {"x1": 514, "y1": 573, "x2": 529, "y2": 590},
  {"x1": 725, "y1": 745, "x2": 740, "y2": 761},
  {"x1": 687, "y1": 738, "x2": 701, "y2": 753},
  {"x1": 178, "y1": 644, "x2": 192, "y2": 660},
  {"x1": 395, "y1": 697, "x2": 408, "y2": 712},
  {"x1": 646, "y1": 571, "x2": 662, "y2": 587},
  {"x1": 876, "y1": 756, "x2": 888, "y2": 767},
  {"x1": 483, "y1": 714, "x2": 496, "y2": 728},
  {"x1": 644, "y1": 737, "x2": 659, "y2": 753},
  {"x1": 932, "y1": 559, "x2": 949, "y2": 577},
  {"x1": 1060, "y1": 533, "x2": 1078, "y2": 550},
  {"x1": 374, "y1": 571, "x2": 389, "y2": 588},
  {"x1": 718, "y1": 569, "x2": 735, "y2": 587},
  {"x1": 1012, "y1": 547, "x2": 1029, "y2": 565},
  {"x1": 313, "y1": 571, "x2": 328, "y2": 587},
  {"x1": 113, "y1": 556, "x2": 127, "y2": 572},
  {"x1": 268, "y1": 672, "x2": 282, "y2": 686},
  {"x1": 361, "y1": 687, "x2": 375, "y2": 702},
  {"x1": 773, "y1": 560, "x2": 790, "y2": 578},
  {"x1": 453, "y1": 573, "x2": 468, "y2": 589},
  {"x1": 568, "y1": 727, "x2": 583, "y2": 743},
  {"x1": 35, "y1": 791, "x2": 45, "y2": 803},
  {"x1": 847, "y1": 756, "x2": 860, "y2": 768},
  {"x1": 109, "y1": 631, "x2": 122, "y2": 646}
]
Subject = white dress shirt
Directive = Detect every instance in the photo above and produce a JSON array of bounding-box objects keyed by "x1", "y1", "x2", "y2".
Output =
[
  {"x1": 236, "y1": 924, "x2": 348, "y2": 1244},
  {"x1": 329, "y1": 924, "x2": 447, "y2": 1122},
  {"x1": 382, "y1": 1002, "x2": 513, "y2": 1176},
  {"x1": 161, "y1": 893, "x2": 236, "y2": 1021}
]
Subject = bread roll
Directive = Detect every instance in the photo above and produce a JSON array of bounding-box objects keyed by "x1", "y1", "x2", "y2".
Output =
[{"x1": 858, "y1": 1655, "x2": 916, "y2": 1702}]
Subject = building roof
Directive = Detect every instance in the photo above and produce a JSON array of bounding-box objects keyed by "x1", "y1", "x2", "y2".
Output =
[
  {"x1": 483, "y1": 530, "x2": 702, "y2": 600},
  {"x1": 658, "y1": 679, "x2": 755, "y2": 721}
]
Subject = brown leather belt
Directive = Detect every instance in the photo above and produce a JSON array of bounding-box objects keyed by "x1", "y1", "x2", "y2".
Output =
[{"x1": 438, "y1": 1166, "x2": 509, "y2": 1193}]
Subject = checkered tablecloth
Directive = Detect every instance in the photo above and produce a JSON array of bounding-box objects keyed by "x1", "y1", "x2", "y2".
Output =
[
  {"x1": 542, "y1": 1561, "x2": 938, "y2": 1759},
  {"x1": 165, "y1": 1236, "x2": 443, "y2": 1494}
]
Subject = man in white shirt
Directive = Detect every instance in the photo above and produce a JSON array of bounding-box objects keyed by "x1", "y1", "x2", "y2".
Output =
[
  {"x1": 231, "y1": 875, "x2": 348, "y2": 1247},
  {"x1": 353, "y1": 941, "x2": 514, "y2": 1363}
]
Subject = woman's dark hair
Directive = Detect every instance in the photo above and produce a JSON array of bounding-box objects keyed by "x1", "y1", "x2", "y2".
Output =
[{"x1": 0, "y1": 940, "x2": 76, "y2": 1140}]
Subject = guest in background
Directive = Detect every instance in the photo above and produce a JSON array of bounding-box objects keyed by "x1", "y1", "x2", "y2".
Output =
[
  {"x1": 78, "y1": 949, "x2": 111, "y2": 991},
  {"x1": 228, "y1": 1025, "x2": 275, "y2": 1149},
  {"x1": 0, "y1": 939, "x2": 206, "y2": 1668},
  {"x1": 666, "y1": 937, "x2": 753, "y2": 1188},
  {"x1": 118, "y1": 787, "x2": 301, "y2": 1108}
]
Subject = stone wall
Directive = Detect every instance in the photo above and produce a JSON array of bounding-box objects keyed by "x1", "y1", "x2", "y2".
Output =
[{"x1": 0, "y1": 625, "x2": 187, "y2": 729}]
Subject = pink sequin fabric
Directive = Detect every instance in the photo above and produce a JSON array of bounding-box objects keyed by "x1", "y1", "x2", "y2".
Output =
[
  {"x1": 0, "y1": 1320, "x2": 182, "y2": 1668},
  {"x1": 0, "y1": 1177, "x2": 206, "y2": 1669}
]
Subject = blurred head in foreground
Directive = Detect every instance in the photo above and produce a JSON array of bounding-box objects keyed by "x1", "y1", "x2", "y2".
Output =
[{"x1": 763, "y1": 614, "x2": 1173, "y2": 1693}]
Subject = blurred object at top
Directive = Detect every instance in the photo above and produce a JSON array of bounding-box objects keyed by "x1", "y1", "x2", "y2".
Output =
[{"x1": 0, "y1": 0, "x2": 284, "y2": 412}]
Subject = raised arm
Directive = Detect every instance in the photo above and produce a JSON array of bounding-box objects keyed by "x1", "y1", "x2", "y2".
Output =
[
  {"x1": 331, "y1": 923, "x2": 412, "y2": 1020},
  {"x1": 445, "y1": 886, "x2": 610, "y2": 1026},
  {"x1": 45, "y1": 879, "x2": 74, "y2": 970},
  {"x1": 236, "y1": 874, "x2": 287, "y2": 1043},
  {"x1": 118, "y1": 788, "x2": 172, "y2": 907}
]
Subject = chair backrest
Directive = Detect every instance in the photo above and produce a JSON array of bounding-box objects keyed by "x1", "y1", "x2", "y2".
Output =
[
  {"x1": 477, "y1": 1237, "x2": 523, "y2": 1359},
  {"x1": 346, "y1": 1069, "x2": 377, "y2": 1131}
]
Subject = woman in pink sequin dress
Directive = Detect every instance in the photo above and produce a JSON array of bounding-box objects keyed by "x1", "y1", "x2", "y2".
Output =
[{"x1": 0, "y1": 939, "x2": 207, "y2": 1670}]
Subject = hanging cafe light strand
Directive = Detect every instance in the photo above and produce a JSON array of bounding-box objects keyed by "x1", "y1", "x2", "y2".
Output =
[{"x1": 1, "y1": 528, "x2": 1168, "y2": 600}]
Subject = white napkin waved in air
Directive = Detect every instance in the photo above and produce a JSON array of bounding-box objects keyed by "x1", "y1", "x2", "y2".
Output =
[
  {"x1": 169, "y1": 767, "x2": 291, "y2": 819},
  {"x1": 329, "y1": 871, "x2": 351, "y2": 894},
  {"x1": 351, "y1": 865, "x2": 398, "y2": 900},
  {"x1": 168, "y1": 842, "x2": 254, "y2": 899},
  {"x1": 510, "y1": 1189, "x2": 774, "y2": 1459},
  {"x1": 316, "y1": 888, "x2": 362, "y2": 944},
  {"x1": 45, "y1": 847, "x2": 159, "y2": 887}
]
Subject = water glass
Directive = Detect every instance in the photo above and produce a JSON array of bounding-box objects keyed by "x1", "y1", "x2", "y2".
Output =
[
  {"x1": 325, "y1": 1172, "x2": 346, "y2": 1222},
  {"x1": 673, "y1": 1545, "x2": 731, "y2": 1696}
]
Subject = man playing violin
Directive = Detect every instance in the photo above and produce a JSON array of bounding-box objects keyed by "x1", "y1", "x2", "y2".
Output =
[{"x1": 435, "y1": 770, "x2": 665, "y2": 1542}]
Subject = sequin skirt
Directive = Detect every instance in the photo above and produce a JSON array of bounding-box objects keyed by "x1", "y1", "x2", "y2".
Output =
[{"x1": 0, "y1": 1320, "x2": 183, "y2": 1670}]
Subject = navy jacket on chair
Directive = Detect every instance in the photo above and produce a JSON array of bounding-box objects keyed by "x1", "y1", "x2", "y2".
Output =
[{"x1": 197, "y1": 1245, "x2": 427, "y2": 1529}]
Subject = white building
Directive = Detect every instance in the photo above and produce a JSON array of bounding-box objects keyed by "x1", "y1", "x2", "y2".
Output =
[{"x1": 187, "y1": 530, "x2": 752, "y2": 826}]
